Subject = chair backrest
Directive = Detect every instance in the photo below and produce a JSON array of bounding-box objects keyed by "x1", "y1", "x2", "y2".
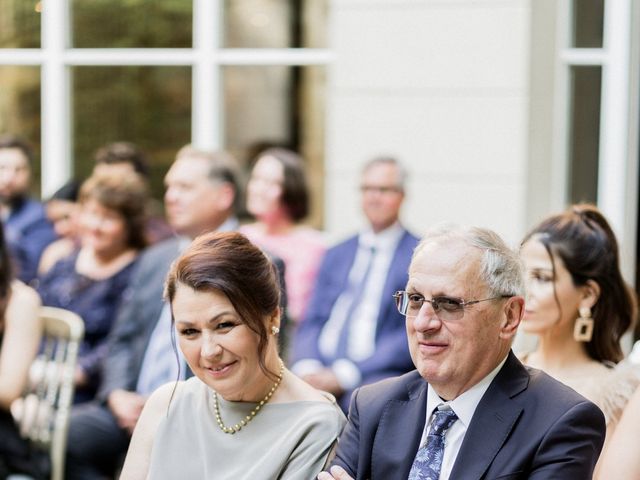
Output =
[{"x1": 17, "y1": 306, "x2": 84, "y2": 480}]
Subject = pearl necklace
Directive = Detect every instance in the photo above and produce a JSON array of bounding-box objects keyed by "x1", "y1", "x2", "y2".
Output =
[{"x1": 213, "y1": 359, "x2": 285, "y2": 434}]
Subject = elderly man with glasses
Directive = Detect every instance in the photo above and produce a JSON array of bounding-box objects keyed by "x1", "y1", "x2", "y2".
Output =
[{"x1": 318, "y1": 224, "x2": 606, "y2": 480}]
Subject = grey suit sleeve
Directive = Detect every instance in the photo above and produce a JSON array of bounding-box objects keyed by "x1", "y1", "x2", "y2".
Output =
[
  {"x1": 528, "y1": 400, "x2": 606, "y2": 479},
  {"x1": 96, "y1": 253, "x2": 163, "y2": 402}
]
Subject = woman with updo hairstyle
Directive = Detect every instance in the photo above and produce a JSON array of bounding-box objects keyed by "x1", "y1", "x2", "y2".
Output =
[
  {"x1": 120, "y1": 231, "x2": 345, "y2": 480},
  {"x1": 37, "y1": 170, "x2": 149, "y2": 403},
  {"x1": 241, "y1": 147, "x2": 326, "y2": 324},
  {"x1": 519, "y1": 204, "x2": 639, "y2": 465}
]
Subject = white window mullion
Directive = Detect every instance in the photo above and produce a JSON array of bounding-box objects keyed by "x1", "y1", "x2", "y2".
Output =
[
  {"x1": 63, "y1": 49, "x2": 195, "y2": 66},
  {"x1": 218, "y1": 48, "x2": 334, "y2": 65},
  {"x1": 550, "y1": 0, "x2": 572, "y2": 211},
  {"x1": 192, "y1": 0, "x2": 220, "y2": 150},
  {"x1": 597, "y1": 0, "x2": 631, "y2": 238},
  {"x1": 41, "y1": 0, "x2": 70, "y2": 197}
]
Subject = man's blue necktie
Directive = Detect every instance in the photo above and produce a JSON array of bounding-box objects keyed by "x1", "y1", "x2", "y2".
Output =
[
  {"x1": 408, "y1": 407, "x2": 458, "y2": 480},
  {"x1": 334, "y1": 245, "x2": 376, "y2": 358}
]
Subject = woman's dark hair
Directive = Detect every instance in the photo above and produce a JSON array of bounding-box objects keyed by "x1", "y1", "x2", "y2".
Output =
[
  {"x1": 164, "y1": 231, "x2": 281, "y2": 378},
  {"x1": 0, "y1": 223, "x2": 12, "y2": 331},
  {"x1": 49, "y1": 179, "x2": 80, "y2": 203},
  {"x1": 93, "y1": 141, "x2": 150, "y2": 178},
  {"x1": 0, "y1": 134, "x2": 34, "y2": 166},
  {"x1": 79, "y1": 171, "x2": 149, "y2": 250},
  {"x1": 521, "y1": 203, "x2": 636, "y2": 363},
  {"x1": 254, "y1": 148, "x2": 310, "y2": 222}
]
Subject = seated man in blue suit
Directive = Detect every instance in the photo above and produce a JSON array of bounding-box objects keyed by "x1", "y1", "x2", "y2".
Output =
[
  {"x1": 292, "y1": 156, "x2": 419, "y2": 411},
  {"x1": 319, "y1": 225, "x2": 606, "y2": 480},
  {"x1": 0, "y1": 135, "x2": 56, "y2": 283}
]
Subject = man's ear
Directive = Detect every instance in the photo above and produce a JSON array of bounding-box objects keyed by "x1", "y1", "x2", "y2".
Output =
[
  {"x1": 215, "y1": 182, "x2": 235, "y2": 212},
  {"x1": 499, "y1": 296, "x2": 524, "y2": 340}
]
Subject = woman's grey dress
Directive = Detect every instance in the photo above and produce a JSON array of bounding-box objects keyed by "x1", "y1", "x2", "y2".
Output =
[{"x1": 147, "y1": 376, "x2": 346, "y2": 479}]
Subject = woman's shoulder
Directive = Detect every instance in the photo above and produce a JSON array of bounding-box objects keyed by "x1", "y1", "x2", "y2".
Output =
[
  {"x1": 579, "y1": 361, "x2": 640, "y2": 425},
  {"x1": 276, "y1": 372, "x2": 346, "y2": 425},
  {"x1": 5, "y1": 281, "x2": 41, "y2": 330},
  {"x1": 10, "y1": 280, "x2": 41, "y2": 305},
  {"x1": 291, "y1": 226, "x2": 327, "y2": 247},
  {"x1": 8, "y1": 281, "x2": 41, "y2": 319},
  {"x1": 146, "y1": 380, "x2": 197, "y2": 418}
]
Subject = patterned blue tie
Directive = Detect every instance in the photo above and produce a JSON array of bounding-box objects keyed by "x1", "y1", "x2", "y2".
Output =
[{"x1": 408, "y1": 407, "x2": 458, "y2": 480}]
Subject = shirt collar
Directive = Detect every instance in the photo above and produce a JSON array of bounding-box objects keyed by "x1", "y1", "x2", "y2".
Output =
[
  {"x1": 426, "y1": 354, "x2": 508, "y2": 429},
  {"x1": 217, "y1": 216, "x2": 239, "y2": 232},
  {"x1": 359, "y1": 221, "x2": 404, "y2": 251},
  {"x1": 179, "y1": 216, "x2": 240, "y2": 252}
]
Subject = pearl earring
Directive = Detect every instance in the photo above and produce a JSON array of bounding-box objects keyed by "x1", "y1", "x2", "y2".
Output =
[{"x1": 271, "y1": 326, "x2": 280, "y2": 335}]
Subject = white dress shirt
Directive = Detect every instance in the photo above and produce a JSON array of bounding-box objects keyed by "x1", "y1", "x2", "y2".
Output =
[{"x1": 420, "y1": 355, "x2": 508, "y2": 480}]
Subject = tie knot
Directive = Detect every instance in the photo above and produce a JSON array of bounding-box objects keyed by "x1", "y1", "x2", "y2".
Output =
[{"x1": 430, "y1": 408, "x2": 458, "y2": 436}]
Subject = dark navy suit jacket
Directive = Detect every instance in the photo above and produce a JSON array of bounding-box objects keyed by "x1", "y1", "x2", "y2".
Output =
[
  {"x1": 332, "y1": 351, "x2": 606, "y2": 480},
  {"x1": 292, "y1": 228, "x2": 419, "y2": 406}
]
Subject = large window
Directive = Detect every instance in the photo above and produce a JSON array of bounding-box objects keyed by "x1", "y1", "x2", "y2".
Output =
[{"x1": 0, "y1": 0, "x2": 330, "y2": 225}]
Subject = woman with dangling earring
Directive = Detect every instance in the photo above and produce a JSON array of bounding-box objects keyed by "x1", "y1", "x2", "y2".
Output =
[
  {"x1": 119, "y1": 232, "x2": 346, "y2": 480},
  {"x1": 518, "y1": 204, "x2": 639, "y2": 475}
]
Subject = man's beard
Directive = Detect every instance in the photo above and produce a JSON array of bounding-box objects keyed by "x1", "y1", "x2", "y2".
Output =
[{"x1": 0, "y1": 192, "x2": 26, "y2": 208}]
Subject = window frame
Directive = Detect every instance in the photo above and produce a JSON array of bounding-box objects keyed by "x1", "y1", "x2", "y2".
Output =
[
  {"x1": 554, "y1": 0, "x2": 637, "y2": 238},
  {"x1": 0, "y1": 0, "x2": 333, "y2": 196}
]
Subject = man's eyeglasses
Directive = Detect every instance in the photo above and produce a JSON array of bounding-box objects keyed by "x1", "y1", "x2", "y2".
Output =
[
  {"x1": 393, "y1": 290, "x2": 513, "y2": 321},
  {"x1": 360, "y1": 185, "x2": 402, "y2": 195}
]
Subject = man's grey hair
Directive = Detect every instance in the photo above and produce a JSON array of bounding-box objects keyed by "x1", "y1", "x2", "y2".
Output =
[
  {"x1": 413, "y1": 223, "x2": 525, "y2": 297},
  {"x1": 362, "y1": 155, "x2": 407, "y2": 191},
  {"x1": 175, "y1": 144, "x2": 241, "y2": 212}
]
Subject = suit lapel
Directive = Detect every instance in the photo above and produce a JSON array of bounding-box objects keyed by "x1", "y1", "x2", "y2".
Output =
[
  {"x1": 371, "y1": 375, "x2": 427, "y2": 479},
  {"x1": 449, "y1": 352, "x2": 528, "y2": 480}
]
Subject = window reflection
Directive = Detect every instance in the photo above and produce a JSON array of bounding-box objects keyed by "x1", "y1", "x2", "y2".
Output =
[
  {"x1": 223, "y1": 0, "x2": 327, "y2": 48},
  {"x1": 223, "y1": 65, "x2": 325, "y2": 226},
  {"x1": 72, "y1": 0, "x2": 192, "y2": 48},
  {"x1": 571, "y1": 0, "x2": 604, "y2": 48},
  {"x1": 568, "y1": 66, "x2": 601, "y2": 204},
  {"x1": 0, "y1": 0, "x2": 40, "y2": 48},
  {"x1": 0, "y1": 66, "x2": 41, "y2": 195},
  {"x1": 72, "y1": 66, "x2": 191, "y2": 199}
]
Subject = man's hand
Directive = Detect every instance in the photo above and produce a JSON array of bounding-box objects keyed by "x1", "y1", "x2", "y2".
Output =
[
  {"x1": 302, "y1": 369, "x2": 344, "y2": 396},
  {"x1": 318, "y1": 465, "x2": 354, "y2": 480},
  {"x1": 107, "y1": 389, "x2": 147, "y2": 434},
  {"x1": 74, "y1": 365, "x2": 88, "y2": 387}
]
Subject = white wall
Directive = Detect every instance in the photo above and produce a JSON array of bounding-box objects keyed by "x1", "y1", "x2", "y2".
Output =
[{"x1": 325, "y1": 0, "x2": 531, "y2": 246}]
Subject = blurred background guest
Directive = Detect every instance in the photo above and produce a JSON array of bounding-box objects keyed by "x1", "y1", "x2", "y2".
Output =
[
  {"x1": 0, "y1": 222, "x2": 43, "y2": 478},
  {"x1": 121, "y1": 231, "x2": 345, "y2": 480},
  {"x1": 241, "y1": 147, "x2": 326, "y2": 324},
  {"x1": 291, "y1": 156, "x2": 418, "y2": 411},
  {"x1": 0, "y1": 135, "x2": 56, "y2": 284},
  {"x1": 519, "y1": 204, "x2": 639, "y2": 464},
  {"x1": 38, "y1": 179, "x2": 81, "y2": 276},
  {"x1": 37, "y1": 170, "x2": 149, "y2": 403},
  {"x1": 93, "y1": 141, "x2": 172, "y2": 244}
]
